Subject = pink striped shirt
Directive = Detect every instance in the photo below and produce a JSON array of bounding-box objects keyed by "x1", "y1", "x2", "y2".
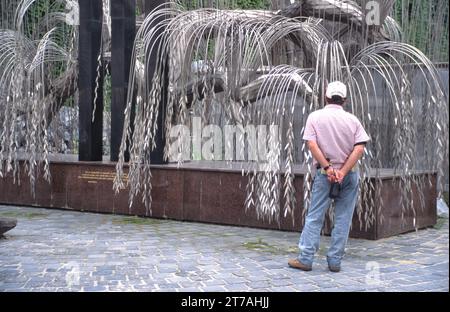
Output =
[{"x1": 303, "y1": 104, "x2": 370, "y2": 169}]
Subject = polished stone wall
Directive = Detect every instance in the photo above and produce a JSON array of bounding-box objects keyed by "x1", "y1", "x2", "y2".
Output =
[{"x1": 0, "y1": 160, "x2": 437, "y2": 240}]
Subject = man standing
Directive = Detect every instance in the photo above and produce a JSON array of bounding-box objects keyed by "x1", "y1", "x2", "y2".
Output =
[{"x1": 288, "y1": 81, "x2": 370, "y2": 273}]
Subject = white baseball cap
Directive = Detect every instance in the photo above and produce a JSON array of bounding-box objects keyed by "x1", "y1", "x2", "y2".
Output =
[{"x1": 326, "y1": 81, "x2": 347, "y2": 99}]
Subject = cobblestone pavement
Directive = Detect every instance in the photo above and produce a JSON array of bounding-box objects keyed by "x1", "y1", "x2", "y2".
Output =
[{"x1": 0, "y1": 205, "x2": 448, "y2": 292}]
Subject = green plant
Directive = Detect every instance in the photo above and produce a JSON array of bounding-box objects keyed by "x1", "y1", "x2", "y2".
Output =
[
  {"x1": 112, "y1": 216, "x2": 164, "y2": 225},
  {"x1": 0, "y1": 211, "x2": 48, "y2": 219},
  {"x1": 443, "y1": 192, "x2": 449, "y2": 206},
  {"x1": 231, "y1": 0, "x2": 271, "y2": 10},
  {"x1": 434, "y1": 217, "x2": 447, "y2": 230},
  {"x1": 242, "y1": 238, "x2": 298, "y2": 254}
]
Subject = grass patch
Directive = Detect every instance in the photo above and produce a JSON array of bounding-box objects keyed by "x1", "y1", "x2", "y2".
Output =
[
  {"x1": 242, "y1": 238, "x2": 273, "y2": 251},
  {"x1": 112, "y1": 216, "x2": 163, "y2": 226},
  {"x1": 0, "y1": 211, "x2": 47, "y2": 219},
  {"x1": 242, "y1": 238, "x2": 297, "y2": 254}
]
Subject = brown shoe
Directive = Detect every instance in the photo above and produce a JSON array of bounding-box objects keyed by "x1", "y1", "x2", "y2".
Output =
[
  {"x1": 328, "y1": 264, "x2": 341, "y2": 273},
  {"x1": 288, "y1": 259, "x2": 312, "y2": 271}
]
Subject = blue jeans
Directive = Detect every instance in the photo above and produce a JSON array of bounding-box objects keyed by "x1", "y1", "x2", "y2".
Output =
[{"x1": 298, "y1": 171, "x2": 359, "y2": 268}]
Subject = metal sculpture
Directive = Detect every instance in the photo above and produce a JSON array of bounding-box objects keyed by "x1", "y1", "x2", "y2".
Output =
[
  {"x1": 0, "y1": 1, "x2": 448, "y2": 230},
  {"x1": 0, "y1": 0, "x2": 79, "y2": 191},
  {"x1": 113, "y1": 1, "x2": 448, "y2": 229}
]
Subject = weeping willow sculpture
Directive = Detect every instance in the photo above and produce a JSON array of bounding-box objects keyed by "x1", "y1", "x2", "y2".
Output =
[
  {"x1": 0, "y1": 0, "x2": 79, "y2": 191},
  {"x1": 0, "y1": 0, "x2": 109, "y2": 189},
  {"x1": 113, "y1": 0, "x2": 448, "y2": 228},
  {"x1": 0, "y1": 0, "x2": 448, "y2": 230}
]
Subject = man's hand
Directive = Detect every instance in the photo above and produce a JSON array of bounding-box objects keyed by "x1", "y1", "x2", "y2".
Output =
[
  {"x1": 337, "y1": 144, "x2": 365, "y2": 184},
  {"x1": 335, "y1": 170, "x2": 346, "y2": 184},
  {"x1": 326, "y1": 167, "x2": 337, "y2": 183}
]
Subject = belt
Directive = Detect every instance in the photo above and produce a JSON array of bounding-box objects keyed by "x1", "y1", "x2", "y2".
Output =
[{"x1": 318, "y1": 165, "x2": 359, "y2": 175}]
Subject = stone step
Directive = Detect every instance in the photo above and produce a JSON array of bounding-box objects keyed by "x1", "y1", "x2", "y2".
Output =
[{"x1": 0, "y1": 217, "x2": 17, "y2": 236}]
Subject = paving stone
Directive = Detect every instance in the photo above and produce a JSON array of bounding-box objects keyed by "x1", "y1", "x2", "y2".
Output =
[
  {"x1": 223, "y1": 277, "x2": 248, "y2": 285},
  {"x1": 0, "y1": 205, "x2": 447, "y2": 292},
  {"x1": 290, "y1": 284, "x2": 321, "y2": 292},
  {"x1": 270, "y1": 286, "x2": 296, "y2": 292},
  {"x1": 200, "y1": 285, "x2": 227, "y2": 291},
  {"x1": 224, "y1": 283, "x2": 251, "y2": 291},
  {"x1": 245, "y1": 280, "x2": 272, "y2": 289},
  {"x1": 83, "y1": 285, "x2": 108, "y2": 292},
  {"x1": 201, "y1": 279, "x2": 227, "y2": 287},
  {"x1": 176, "y1": 287, "x2": 202, "y2": 292},
  {"x1": 157, "y1": 282, "x2": 180, "y2": 290},
  {"x1": 270, "y1": 279, "x2": 294, "y2": 287}
]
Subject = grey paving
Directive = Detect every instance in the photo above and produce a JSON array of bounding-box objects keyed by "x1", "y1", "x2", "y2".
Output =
[{"x1": 0, "y1": 205, "x2": 448, "y2": 292}]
